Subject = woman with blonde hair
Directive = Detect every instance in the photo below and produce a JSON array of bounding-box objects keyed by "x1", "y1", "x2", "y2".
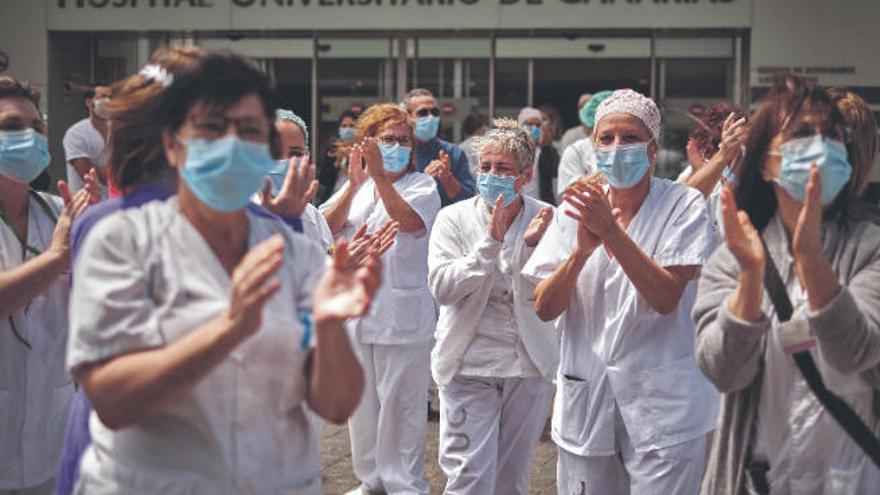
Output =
[
  {"x1": 428, "y1": 118, "x2": 556, "y2": 494},
  {"x1": 321, "y1": 103, "x2": 441, "y2": 495}
]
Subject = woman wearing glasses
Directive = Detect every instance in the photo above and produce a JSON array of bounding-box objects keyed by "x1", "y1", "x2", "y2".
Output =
[
  {"x1": 67, "y1": 53, "x2": 381, "y2": 495},
  {"x1": 321, "y1": 103, "x2": 441, "y2": 495}
]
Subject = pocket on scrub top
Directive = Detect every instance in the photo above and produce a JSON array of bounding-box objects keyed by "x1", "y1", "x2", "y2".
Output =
[
  {"x1": 388, "y1": 292, "x2": 422, "y2": 332},
  {"x1": 389, "y1": 243, "x2": 427, "y2": 290},
  {"x1": 557, "y1": 374, "x2": 591, "y2": 445}
]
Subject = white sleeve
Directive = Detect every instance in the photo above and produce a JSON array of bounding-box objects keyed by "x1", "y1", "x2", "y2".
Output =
[
  {"x1": 62, "y1": 123, "x2": 94, "y2": 163},
  {"x1": 400, "y1": 174, "x2": 442, "y2": 234},
  {"x1": 288, "y1": 232, "x2": 328, "y2": 317},
  {"x1": 428, "y1": 207, "x2": 501, "y2": 306},
  {"x1": 521, "y1": 207, "x2": 576, "y2": 282},
  {"x1": 66, "y1": 213, "x2": 165, "y2": 371},
  {"x1": 556, "y1": 142, "x2": 596, "y2": 197},
  {"x1": 653, "y1": 189, "x2": 712, "y2": 268}
]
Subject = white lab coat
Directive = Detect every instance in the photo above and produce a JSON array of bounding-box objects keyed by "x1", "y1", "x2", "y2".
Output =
[
  {"x1": 0, "y1": 192, "x2": 71, "y2": 490},
  {"x1": 523, "y1": 177, "x2": 717, "y2": 457},
  {"x1": 428, "y1": 195, "x2": 559, "y2": 386},
  {"x1": 66, "y1": 197, "x2": 326, "y2": 495},
  {"x1": 555, "y1": 139, "x2": 597, "y2": 200},
  {"x1": 751, "y1": 215, "x2": 880, "y2": 494},
  {"x1": 320, "y1": 172, "x2": 441, "y2": 345}
]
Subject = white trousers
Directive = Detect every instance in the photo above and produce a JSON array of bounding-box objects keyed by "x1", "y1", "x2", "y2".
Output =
[
  {"x1": 556, "y1": 410, "x2": 705, "y2": 495},
  {"x1": 348, "y1": 341, "x2": 431, "y2": 495},
  {"x1": 438, "y1": 376, "x2": 552, "y2": 495}
]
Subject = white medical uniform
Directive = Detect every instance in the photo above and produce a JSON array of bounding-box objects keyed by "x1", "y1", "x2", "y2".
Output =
[
  {"x1": 555, "y1": 139, "x2": 597, "y2": 200},
  {"x1": 62, "y1": 119, "x2": 108, "y2": 196},
  {"x1": 66, "y1": 196, "x2": 327, "y2": 495},
  {"x1": 520, "y1": 148, "x2": 541, "y2": 200},
  {"x1": 749, "y1": 216, "x2": 880, "y2": 494},
  {"x1": 523, "y1": 177, "x2": 717, "y2": 495},
  {"x1": 676, "y1": 165, "x2": 725, "y2": 253},
  {"x1": 429, "y1": 195, "x2": 558, "y2": 495},
  {"x1": 301, "y1": 203, "x2": 334, "y2": 253},
  {"x1": 0, "y1": 192, "x2": 70, "y2": 494},
  {"x1": 321, "y1": 173, "x2": 441, "y2": 494}
]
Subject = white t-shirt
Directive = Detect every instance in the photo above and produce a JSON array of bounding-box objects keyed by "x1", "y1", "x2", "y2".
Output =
[
  {"x1": 301, "y1": 203, "x2": 333, "y2": 253},
  {"x1": 559, "y1": 125, "x2": 588, "y2": 153},
  {"x1": 523, "y1": 177, "x2": 717, "y2": 456},
  {"x1": 556, "y1": 138, "x2": 597, "y2": 200},
  {"x1": 0, "y1": 192, "x2": 71, "y2": 490},
  {"x1": 67, "y1": 197, "x2": 326, "y2": 495},
  {"x1": 320, "y1": 172, "x2": 441, "y2": 345},
  {"x1": 62, "y1": 118, "x2": 108, "y2": 195}
]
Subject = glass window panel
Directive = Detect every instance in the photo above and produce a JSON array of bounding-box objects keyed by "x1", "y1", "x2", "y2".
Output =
[{"x1": 664, "y1": 59, "x2": 731, "y2": 99}]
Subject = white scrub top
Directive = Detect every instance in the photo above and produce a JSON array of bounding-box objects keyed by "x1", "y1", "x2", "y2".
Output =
[
  {"x1": 676, "y1": 164, "x2": 725, "y2": 253},
  {"x1": 320, "y1": 172, "x2": 441, "y2": 345},
  {"x1": 302, "y1": 203, "x2": 334, "y2": 253},
  {"x1": 62, "y1": 118, "x2": 109, "y2": 197},
  {"x1": 67, "y1": 196, "x2": 327, "y2": 495},
  {"x1": 523, "y1": 177, "x2": 717, "y2": 456},
  {"x1": 0, "y1": 192, "x2": 72, "y2": 490},
  {"x1": 751, "y1": 215, "x2": 880, "y2": 493},
  {"x1": 556, "y1": 139, "x2": 597, "y2": 200}
]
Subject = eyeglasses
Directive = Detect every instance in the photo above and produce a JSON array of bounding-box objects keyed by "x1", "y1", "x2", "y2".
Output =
[
  {"x1": 378, "y1": 134, "x2": 414, "y2": 147},
  {"x1": 415, "y1": 107, "x2": 440, "y2": 118},
  {"x1": 189, "y1": 115, "x2": 269, "y2": 142}
]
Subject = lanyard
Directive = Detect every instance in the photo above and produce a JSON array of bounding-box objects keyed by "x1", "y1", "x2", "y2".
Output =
[
  {"x1": 0, "y1": 190, "x2": 59, "y2": 350},
  {"x1": 0, "y1": 190, "x2": 59, "y2": 257}
]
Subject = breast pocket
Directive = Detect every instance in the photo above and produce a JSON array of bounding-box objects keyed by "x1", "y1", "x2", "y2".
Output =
[{"x1": 389, "y1": 237, "x2": 428, "y2": 290}]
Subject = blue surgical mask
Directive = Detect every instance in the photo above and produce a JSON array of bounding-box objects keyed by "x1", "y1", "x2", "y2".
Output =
[
  {"x1": 179, "y1": 136, "x2": 273, "y2": 212},
  {"x1": 522, "y1": 124, "x2": 542, "y2": 142},
  {"x1": 477, "y1": 172, "x2": 519, "y2": 208},
  {"x1": 379, "y1": 143, "x2": 411, "y2": 173},
  {"x1": 338, "y1": 127, "x2": 356, "y2": 142},
  {"x1": 267, "y1": 158, "x2": 289, "y2": 196},
  {"x1": 0, "y1": 129, "x2": 51, "y2": 184},
  {"x1": 414, "y1": 115, "x2": 440, "y2": 141},
  {"x1": 722, "y1": 166, "x2": 737, "y2": 184},
  {"x1": 774, "y1": 134, "x2": 852, "y2": 205},
  {"x1": 596, "y1": 141, "x2": 651, "y2": 189}
]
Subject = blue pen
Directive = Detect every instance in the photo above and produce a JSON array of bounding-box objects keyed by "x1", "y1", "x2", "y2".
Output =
[{"x1": 299, "y1": 312, "x2": 313, "y2": 350}]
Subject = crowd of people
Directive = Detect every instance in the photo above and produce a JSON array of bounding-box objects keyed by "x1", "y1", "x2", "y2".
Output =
[{"x1": 1, "y1": 45, "x2": 879, "y2": 495}]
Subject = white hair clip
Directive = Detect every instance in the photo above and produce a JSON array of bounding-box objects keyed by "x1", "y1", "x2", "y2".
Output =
[{"x1": 139, "y1": 64, "x2": 174, "y2": 88}]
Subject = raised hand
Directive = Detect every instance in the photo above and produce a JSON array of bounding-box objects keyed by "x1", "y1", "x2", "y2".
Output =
[
  {"x1": 720, "y1": 185, "x2": 765, "y2": 275},
  {"x1": 348, "y1": 144, "x2": 369, "y2": 190},
  {"x1": 524, "y1": 206, "x2": 553, "y2": 248},
  {"x1": 49, "y1": 180, "x2": 98, "y2": 265},
  {"x1": 260, "y1": 157, "x2": 319, "y2": 217},
  {"x1": 82, "y1": 168, "x2": 102, "y2": 205},
  {"x1": 361, "y1": 137, "x2": 386, "y2": 180},
  {"x1": 562, "y1": 182, "x2": 619, "y2": 240},
  {"x1": 425, "y1": 150, "x2": 451, "y2": 179},
  {"x1": 313, "y1": 240, "x2": 383, "y2": 325},
  {"x1": 792, "y1": 164, "x2": 824, "y2": 260},
  {"x1": 344, "y1": 220, "x2": 399, "y2": 269},
  {"x1": 226, "y1": 235, "x2": 285, "y2": 338},
  {"x1": 718, "y1": 113, "x2": 749, "y2": 180},
  {"x1": 488, "y1": 194, "x2": 517, "y2": 242}
]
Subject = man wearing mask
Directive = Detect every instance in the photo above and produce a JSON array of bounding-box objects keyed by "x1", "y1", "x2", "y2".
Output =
[
  {"x1": 63, "y1": 85, "x2": 111, "y2": 196},
  {"x1": 405, "y1": 88, "x2": 475, "y2": 207},
  {"x1": 556, "y1": 90, "x2": 613, "y2": 199},
  {"x1": 559, "y1": 93, "x2": 592, "y2": 152},
  {"x1": 0, "y1": 76, "x2": 100, "y2": 495}
]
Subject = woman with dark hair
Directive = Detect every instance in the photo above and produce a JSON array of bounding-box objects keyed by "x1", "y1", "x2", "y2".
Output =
[
  {"x1": 694, "y1": 75, "x2": 880, "y2": 494},
  {"x1": 66, "y1": 52, "x2": 381, "y2": 494},
  {"x1": 317, "y1": 109, "x2": 359, "y2": 204}
]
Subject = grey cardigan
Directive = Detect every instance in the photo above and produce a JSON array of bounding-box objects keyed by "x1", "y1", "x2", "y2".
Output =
[{"x1": 692, "y1": 212, "x2": 880, "y2": 494}]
